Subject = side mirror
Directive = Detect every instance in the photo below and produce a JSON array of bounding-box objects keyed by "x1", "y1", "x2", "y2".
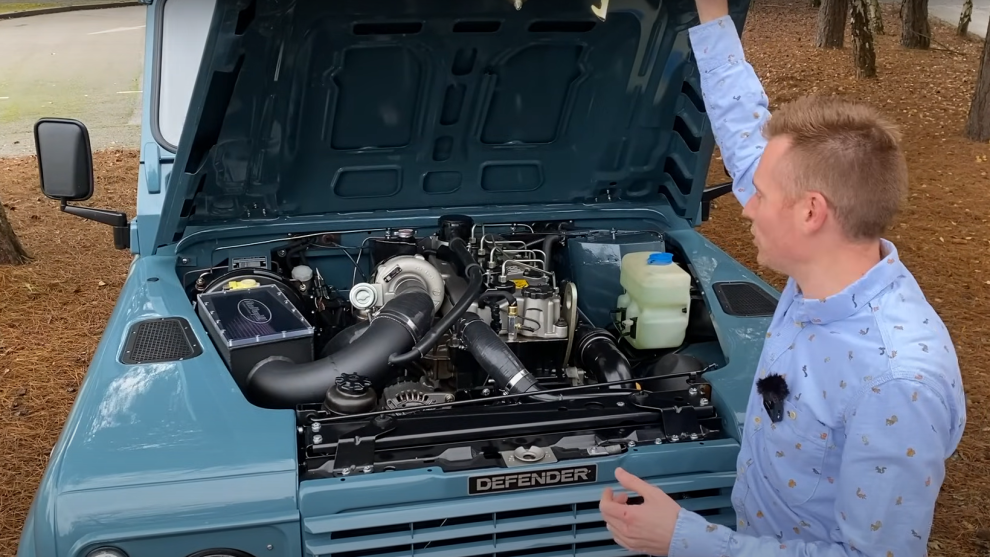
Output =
[
  {"x1": 33, "y1": 118, "x2": 130, "y2": 251},
  {"x1": 34, "y1": 118, "x2": 95, "y2": 202}
]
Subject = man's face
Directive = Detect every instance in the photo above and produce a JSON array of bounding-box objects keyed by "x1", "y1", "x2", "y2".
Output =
[{"x1": 741, "y1": 136, "x2": 810, "y2": 275}]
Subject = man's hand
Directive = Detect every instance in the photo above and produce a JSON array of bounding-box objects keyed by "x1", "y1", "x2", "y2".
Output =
[
  {"x1": 599, "y1": 468, "x2": 683, "y2": 556},
  {"x1": 695, "y1": 0, "x2": 729, "y2": 22}
]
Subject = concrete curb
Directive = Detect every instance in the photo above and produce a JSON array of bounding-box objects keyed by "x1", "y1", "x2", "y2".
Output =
[{"x1": 0, "y1": 2, "x2": 141, "y2": 21}]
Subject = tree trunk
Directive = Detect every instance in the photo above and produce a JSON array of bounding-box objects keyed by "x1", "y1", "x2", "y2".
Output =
[
  {"x1": 817, "y1": 0, "x2": 849, "y2": 48},
  {"x1": 851, "y1": 0, "x2": 877, "y2": 77},
  {"x1": 0, "y1": 200, "x2": 31, "y2": 265},
  {"x1": 901, "y1": 0, "x2": 931, "y2": 48},
  {"x1": 958, "y1": 0, "x2": 973, "y2": 36},
  {"x1": 868, "y1": 0, "x2": 885, "y2": 34},
  {"x1": 965, "y1": 18, "x2": 990, "y2": 140}
]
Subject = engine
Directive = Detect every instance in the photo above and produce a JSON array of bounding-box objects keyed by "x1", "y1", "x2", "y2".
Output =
[
  {"x1": 191, "y1": 215, "x2": 644, "y2": 412},
  {"x1": 186, "y1": 215, "x2": 723, "y2": 476},
  {"x1": 345, "y1": 217, "x2": 591, "y2": 409}
]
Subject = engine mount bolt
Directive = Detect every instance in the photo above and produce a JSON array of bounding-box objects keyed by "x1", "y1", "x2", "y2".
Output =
[
  {"x1": 688, "y1": 387, "x2": 698, "y2": 396},
  {"x1": 616, "y1": 401, "x2": 624, "y2": 406},
  {"x1": 363, "y1": 465, "x2": 374, "y2": 473},
  {"x1": 445, "y1": 394, "x2": 454, "y2": 402},
  {"x1": 628, "y1": 440, "x2": 636, "y2": 447},
  {"x1": 654, "y1": 438, "x2": 662, "y2": 444},
  {"x1": 671, "y1": 435, "x2": 680, "y2": 442},
  {"x1": 700, "y1": 398, "x2": 709, "y2": 406},
  {"x1": 311, "y1": 422, "x2": 321, "y2": 433},
  {"x1": 312, "y1": 435, "x2": 323, "y2": 444},
  {"x1": 481, "y1": 388, "x2": 492, "y2": 396},
  {"x1": 690, "y1": 433, "x2": 699, "y2": 440}
]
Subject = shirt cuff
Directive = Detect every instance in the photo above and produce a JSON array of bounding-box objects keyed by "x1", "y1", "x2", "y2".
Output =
[
  {"x1": 667, "y1": 508, "x2": 732, "y2": 557},
  {"x1": 687, "y1": 15, "x2": 746, "y2": 74}
]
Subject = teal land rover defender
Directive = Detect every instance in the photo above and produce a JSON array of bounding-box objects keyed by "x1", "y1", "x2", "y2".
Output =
[{"x1": 20, "y1": 0, "x2": 776, "y2": 555}]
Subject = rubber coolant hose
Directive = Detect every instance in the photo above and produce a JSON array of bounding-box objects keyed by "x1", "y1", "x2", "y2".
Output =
[
  {"x1": 573, "y1": 322, "x2": 635, "y2": 389},
  {"x1": 457, "y1": 313, "x2": 624, "y2": 402},
  {"x1": 245, "y1": 288, "x2": 436, "y2": 409}
]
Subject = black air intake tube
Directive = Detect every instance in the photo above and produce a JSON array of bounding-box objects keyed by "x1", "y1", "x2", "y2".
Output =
[
  {"x1": 573, "y1": 323, "x2": 635, "y2": 389},
  {"x1": 457, "y1": 313, "x2": 630, "y2": 402},
  {"x1": 246, "y1": 287, "x2": 435, "y2": 409},
  {"x1": 388, "y1": 237, "x2": 483, "y2": 366}
]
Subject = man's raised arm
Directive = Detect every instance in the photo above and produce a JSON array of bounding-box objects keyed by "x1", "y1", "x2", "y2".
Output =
[{"x1": 688, "y1": 0, "x2": 769, "y2": 208}]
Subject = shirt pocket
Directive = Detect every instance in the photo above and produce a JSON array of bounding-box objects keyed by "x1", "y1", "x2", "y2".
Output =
[{"x1": 758, "y1": 401, "x2": 832, "y2": 508}]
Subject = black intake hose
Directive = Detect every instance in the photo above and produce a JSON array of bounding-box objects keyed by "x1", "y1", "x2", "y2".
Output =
[
  {"x1": 542, "y1": 234, "x2": 561, "y2": 274},
  {"x1": 457, "y1": 313, "x2": 630, "y2": 401},
  {"x1": 573, "y1": 322, "x2": 636, "y2": 389},
  {"x1": 245, "y1": 286, "x2": 435, "y2": 409},
  {"x1": 388, "y1": 237, "x2": 484, "y2": 366},
  {"x1": 479, "y1": 289, "x2": 517, "y2": 307},
  {"x1": 319, "y1": 320, "x2": 370, "y2": 359}
]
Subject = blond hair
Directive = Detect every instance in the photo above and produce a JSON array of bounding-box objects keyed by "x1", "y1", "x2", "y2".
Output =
[{"x1": 763, "y1": 95, "x2": 909, "y2": 241}]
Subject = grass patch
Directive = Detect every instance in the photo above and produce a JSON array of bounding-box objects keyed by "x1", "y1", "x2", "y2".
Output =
[{"x1": 0, "y1": 3, "x2": 49, "y2": 14}]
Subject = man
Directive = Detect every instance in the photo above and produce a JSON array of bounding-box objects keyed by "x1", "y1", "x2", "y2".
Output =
[{"x1": 599, "y1": 0, "x2": 967, "y2": 555}]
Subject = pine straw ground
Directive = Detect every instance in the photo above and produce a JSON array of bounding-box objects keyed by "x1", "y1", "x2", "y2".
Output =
[{"x1": 2, "y1": 0, "x2": 990, "y2": 554}]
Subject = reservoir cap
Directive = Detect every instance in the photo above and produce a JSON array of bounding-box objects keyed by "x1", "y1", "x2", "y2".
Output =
[{"x1": 647, "y1": 252, "x2": 673, "y2": 265}]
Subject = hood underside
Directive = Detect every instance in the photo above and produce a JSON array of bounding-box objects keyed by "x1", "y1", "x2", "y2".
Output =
[{"x1": 156, "y1": 0, "x2": 739, "y2": 249}]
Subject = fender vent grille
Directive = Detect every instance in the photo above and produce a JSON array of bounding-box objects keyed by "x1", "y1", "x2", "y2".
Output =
[
  {"x1": 712, "y1": 281, "x2": 778, "y2": 317},
  {"x1": 120, "y1": 317, "x2": 202, "y2": 364}
]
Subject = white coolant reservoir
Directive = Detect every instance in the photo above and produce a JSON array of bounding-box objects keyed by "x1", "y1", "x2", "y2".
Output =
[{"x1": 615, "y1": 251, "x2": 692, "y2": 350}]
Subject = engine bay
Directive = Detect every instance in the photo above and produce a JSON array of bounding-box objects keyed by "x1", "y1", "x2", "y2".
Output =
[{"x1": 184, "y1": 216, "x2": 728, "y2": 479}]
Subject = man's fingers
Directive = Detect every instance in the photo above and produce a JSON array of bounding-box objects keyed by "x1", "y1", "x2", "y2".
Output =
[
  {"x1": 615, "y1": 467, "x2": 658, "y2": 499},
  {"x1": 605, "y1": 521, "x2": 642, "y2": 554},
  {"x1": 600, "y1": 486, "x2": 629, "y2": 511},
  {"x1": 599, "y1": 497, "x2": 627, "y2": 521}
]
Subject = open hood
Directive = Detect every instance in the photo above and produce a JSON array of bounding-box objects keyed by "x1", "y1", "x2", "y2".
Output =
[{"x1": 154, "y1": 0, "x2": 740, "y2": 250}]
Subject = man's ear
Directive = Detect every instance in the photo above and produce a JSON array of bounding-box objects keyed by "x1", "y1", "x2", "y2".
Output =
[{"x1": 802, "y1": 191, "x2": 829, "y2": 233}]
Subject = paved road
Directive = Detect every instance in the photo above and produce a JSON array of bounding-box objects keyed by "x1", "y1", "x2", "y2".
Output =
[
  {"x1": 0, "y1": 6, "x2": 145, "y2": 157},
  {"x1": 933, "y1": 0, "x2": 989, "y2": 37},
  {"x1": 879, "y1": 0, "x2": 990, "y2": 38}
]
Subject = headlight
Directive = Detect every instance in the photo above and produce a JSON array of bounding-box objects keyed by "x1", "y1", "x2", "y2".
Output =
[
  {"x1": 187, "y1": 550, "x2": 256, "y2": 557},
  {"x1": 86, "y1": 549, "x2": 127, "y2": 557}
]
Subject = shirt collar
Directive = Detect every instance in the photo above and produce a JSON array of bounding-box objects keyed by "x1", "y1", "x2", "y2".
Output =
[{"x1": 790, "y1": 239, "x2": 906, "y2": 326}]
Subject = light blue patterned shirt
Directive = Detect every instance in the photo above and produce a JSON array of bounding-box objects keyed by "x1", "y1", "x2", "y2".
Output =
[{"x1": 668, "y1": 15, "x2": 967, "y2": 557}]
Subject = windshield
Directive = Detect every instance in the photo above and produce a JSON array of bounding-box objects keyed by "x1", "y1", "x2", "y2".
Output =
[{"x1": 153, "y1": 0, "x2": 217, "y2": 151}]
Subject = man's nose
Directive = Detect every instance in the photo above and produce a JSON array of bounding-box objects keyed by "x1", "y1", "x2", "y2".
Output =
[{"x1": 741, "y1": 204, "x2": 753, "y2": 221}]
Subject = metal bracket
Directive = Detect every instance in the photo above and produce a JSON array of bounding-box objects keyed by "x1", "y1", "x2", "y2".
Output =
[
  {"x1": 701, "y1": 181, "x2": 734, "y2": 222},
  {"x1": 661, "y1": 406, "x2": 704, "y2": 442},
  {"x1": 328, "y1": 415, "x2": 396, "y2": 476},
  {"x1": 144, "y1": 142, "x2": 162, "y2": 194},
  {"x1": 500, "y1": 445, "x2": 559, "y2": 467}
]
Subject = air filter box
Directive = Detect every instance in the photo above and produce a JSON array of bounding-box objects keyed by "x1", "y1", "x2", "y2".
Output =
[{"x1": 196, "y1": 284, "x2": 315, "y2": 385}]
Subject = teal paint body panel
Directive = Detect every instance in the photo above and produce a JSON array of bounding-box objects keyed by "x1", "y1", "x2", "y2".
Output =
[{"x1": 16, "y1": 0, "x2": 772, "y2": 555}]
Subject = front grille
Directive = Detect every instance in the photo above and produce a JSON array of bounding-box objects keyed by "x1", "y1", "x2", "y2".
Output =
[{"x1": 304, "y1": 477, "x2": 735, "y2": 557}]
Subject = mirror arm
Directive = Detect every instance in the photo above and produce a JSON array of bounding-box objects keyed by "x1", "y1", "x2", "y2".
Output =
[{"x1": 60, "y1": 201, "x2": 130, "y2": 250}]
